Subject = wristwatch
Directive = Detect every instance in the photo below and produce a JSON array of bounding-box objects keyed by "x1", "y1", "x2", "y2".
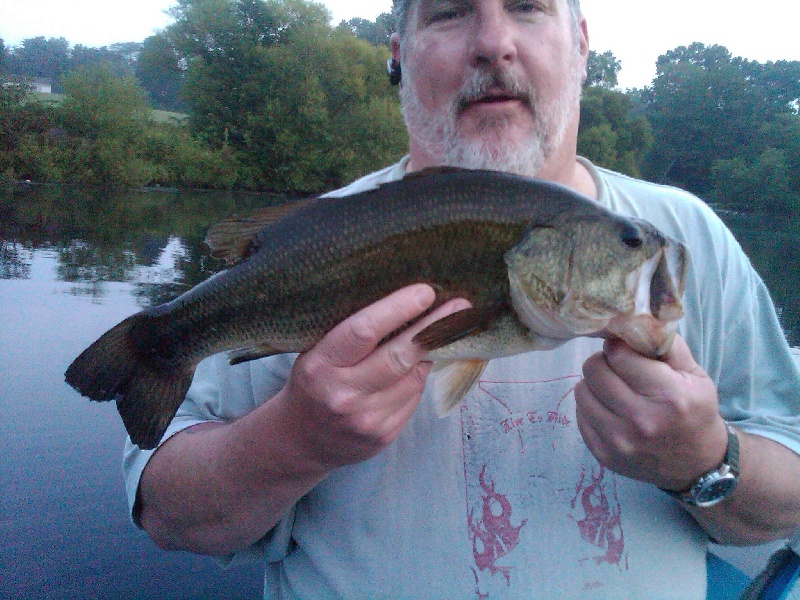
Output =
[{"x1": 663, "y1": 424, "x2": 740, "y2": 508}]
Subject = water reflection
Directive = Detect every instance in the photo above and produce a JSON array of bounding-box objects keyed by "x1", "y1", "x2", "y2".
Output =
[{"x1": 0, "y1": 182, "x2": 291, "y2": 301}]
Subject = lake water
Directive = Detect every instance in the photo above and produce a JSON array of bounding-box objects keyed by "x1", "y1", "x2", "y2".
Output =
[{"x1": 1, "y1": 183, "x2": 798, "y2": 599}]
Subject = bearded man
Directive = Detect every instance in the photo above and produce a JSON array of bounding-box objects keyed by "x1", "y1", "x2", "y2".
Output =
[{"x1": 124, "y1": 1, "x2": 800, "y2": 598}]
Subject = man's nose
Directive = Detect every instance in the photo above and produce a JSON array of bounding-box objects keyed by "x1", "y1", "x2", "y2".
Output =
[{"x1": 470, "y1": 6, "x2": 518, "y2": 68}]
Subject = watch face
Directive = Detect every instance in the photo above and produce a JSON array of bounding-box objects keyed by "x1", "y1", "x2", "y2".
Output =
[{"x1": 694, "y1": 474, "x2": 738, "y2": 507}]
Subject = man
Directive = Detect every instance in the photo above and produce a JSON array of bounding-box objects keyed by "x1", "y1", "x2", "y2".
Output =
[{"x1": 124, "y1": 0, "x2": 800, "y2": 597}]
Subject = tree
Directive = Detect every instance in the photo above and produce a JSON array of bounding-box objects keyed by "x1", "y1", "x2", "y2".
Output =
[
  {"x1": 0, "y1": 38, "x2": 7, "y2": 73},
  {"x1": 167, "y1": 0, "x2": 330, "y2": 148},
  {"x1": 0, "y1": 80, "x2": 56, "y2": 180},
  {"x1": 166, "y1": 0, "x2": 406, "y2": 191},
  {"x1": 585, "y1": 50, "x2": 621, "y2": 90},
  {"x1": 710, "y1": 114, "x2": 800, "y2": 215},
  {"x1": 60, "y1": 65, "x2": 150, "y2": 140},
  {"x1": 109, "y1": 43, "x2": 143, "y2": 68},
  {"x1": 337, "y1": 12, "x2": 394, "y2": 47},
  {"x1": 69, "y1": 44, "x2": 138, "y2": 79},
  {"x1": 640, "y1": 42, "x2": 800, "y2": 216},
  {"x1": 754, "y1": 60, "x2": 800, "y2": 116},
  {"x1": 578, "y1": 86, "x2": 652, "y2": 177},
  {"x1": 242, "y1": 29, "x2": 406, "y2": 190},
  {"x1": 642, "y1": 43, "x2": 774, "y2": 193},
  {"x1": 136, "y1": 35, "x2": 185, "y2": 111},
  {"x1": 57, "y1": 65, "x2": 154, "y2": 186},
  {"x1": 7, "y1": 36, "x2": 71, "y2": 88}
]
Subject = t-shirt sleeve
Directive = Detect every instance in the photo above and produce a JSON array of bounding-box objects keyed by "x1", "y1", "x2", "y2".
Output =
[
  {"x1": 671, "y1": 197, "x2": 800, "y2": 453},
  {"x1": 122, "y1": 352, "x2": 298, "y2": 562},
  {"x1": 711, "y1": 227, "x2": 800, "y2": 454}
]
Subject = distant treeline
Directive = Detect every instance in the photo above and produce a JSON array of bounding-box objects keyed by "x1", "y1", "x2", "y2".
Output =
[{"x1": 1, "y1": 0, "x2": 799, "y2": 213}]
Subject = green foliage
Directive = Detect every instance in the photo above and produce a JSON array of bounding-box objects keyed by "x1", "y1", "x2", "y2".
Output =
[
  {"x1": 69, "y1": 44, "x2": 138, "y2": 79},
  {"x1": 0, "y1": 79, "x2": 54, "y2": 176},
  {"x1": 337, "y1": 12, "x2": 394, "y2": 46},
  {"x1": 59, "y1": 65, "x2": 150, "y2": 140},
  {"x1": 6, "y1": 36, "x2": 71, "y2": 89},
  {"x1": 141, "y1": 123, "x2": 243, "y2": 189},
  {"x1": 169, "y1": 0, "x2": 406, "y2": 191},
  {"x1": 710, "y1": 115, "x2": 800, "y2": 215},
  {"x1": 235, "y1": 30, "x2": 406, "y2": 191},
  {"x1": 578, "y1": 86, "x2": 652, "y2": 177},
  {"x1": 641, "y1": 44, "x2": 799, "y2": 192},
  {"x1": 5, "y1": 6, "x2": 794, "y2": 207},
  {"x1": 639, "y1": 43, "x2": 800, "y2": 215},
  {"x1": 578, "y1": 50, "x2": 651, "y2": 176},
  {"x1": 137, "y1": 35, "x2": 185, "y2": 112},
  {"x1": 585, "y1": 50, "x2": 621, "y2": 90},
  {"x1": 51, "y1": 67, "x2": 149, "y2": 184},
  {"x1": 3, "y1": 3, "x2": 408, "y2": 192}
]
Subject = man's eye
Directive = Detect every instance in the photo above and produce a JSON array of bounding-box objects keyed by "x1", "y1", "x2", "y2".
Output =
[
  {"x1": 429, "y1": 10, "x2": 459, "y2": 22},
  {"x1": 509, "y1": 1, "x2": 543, "y2": 14},
  {"x1": 422, "y1": 2, "x2": 470, "y2": 24}
]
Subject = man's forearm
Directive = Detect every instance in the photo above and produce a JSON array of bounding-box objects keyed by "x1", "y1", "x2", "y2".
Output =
[
  {"x1": 687, "y1": 430, "x2": 800, "y2": 545},
  {"x1": 138, "y1": 388, "x2": 330, "y2": 556}
]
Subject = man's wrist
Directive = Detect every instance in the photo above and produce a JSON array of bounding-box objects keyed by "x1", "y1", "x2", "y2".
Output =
[{"x1": 661, "y1": 423, "x2": 740, "y2": 508}]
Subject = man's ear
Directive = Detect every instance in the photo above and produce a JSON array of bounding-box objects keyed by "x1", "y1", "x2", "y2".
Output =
[
  {"x1": 390, "y1": 32, "x2": 402, "y2": 64},
  {"x1": 388, "y1": 33, "x2": 403, "y2": 85},
  {"x1": 577, "y1": 16, "x2": 590, "y2": 82}
]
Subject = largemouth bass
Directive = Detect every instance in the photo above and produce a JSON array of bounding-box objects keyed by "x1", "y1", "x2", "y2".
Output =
[{"x1": 65, "y1": 168, "x2": 688, "y2": 449}]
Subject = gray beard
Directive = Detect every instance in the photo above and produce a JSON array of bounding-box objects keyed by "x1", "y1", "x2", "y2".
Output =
[{"x1": 400, "y1": 64, "x2": 582, "y2": 178}]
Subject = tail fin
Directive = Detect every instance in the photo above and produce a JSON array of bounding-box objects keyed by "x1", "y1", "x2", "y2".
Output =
[{"x1": 65, "y1": 313, "x2": 194, "y2": 450}]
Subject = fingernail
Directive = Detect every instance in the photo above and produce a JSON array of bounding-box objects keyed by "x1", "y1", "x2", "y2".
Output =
[{"x1": 415, "y1": 284, "x2": 436, "y2": 307}]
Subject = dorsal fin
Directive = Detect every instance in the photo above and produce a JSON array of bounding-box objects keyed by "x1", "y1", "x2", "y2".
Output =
[{"x1": 205, "y1": 199, "x2": 313, "y2": 265}]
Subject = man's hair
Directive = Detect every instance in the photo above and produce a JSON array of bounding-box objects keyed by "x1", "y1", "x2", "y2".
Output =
[{"x1": 392, "y1": 0, "x2": 582, "y2": 39}]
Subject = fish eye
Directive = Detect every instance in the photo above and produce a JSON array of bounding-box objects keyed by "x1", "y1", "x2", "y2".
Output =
[{"x1": 621, "y1": 224, "x2": 644, "y2": 249}]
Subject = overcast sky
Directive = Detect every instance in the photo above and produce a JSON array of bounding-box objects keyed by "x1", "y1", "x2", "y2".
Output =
[{"x1": 1, "y1": 0, "x2": 798, "y2": 89}]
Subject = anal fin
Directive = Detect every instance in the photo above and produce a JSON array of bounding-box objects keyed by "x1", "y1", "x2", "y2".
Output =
[{"x1": 431, "y1": 359, "x2": 488, "y2": 416}]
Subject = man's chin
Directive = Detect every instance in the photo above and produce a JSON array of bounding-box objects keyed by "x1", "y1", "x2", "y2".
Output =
[{"x1": 442, "y1": 136, "x2": 546, "y2": 177}]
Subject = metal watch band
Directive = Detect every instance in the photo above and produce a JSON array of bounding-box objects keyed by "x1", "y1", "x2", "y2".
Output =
[{"x1": 724, "y1": 423, "x2": 740, "y2": 476}]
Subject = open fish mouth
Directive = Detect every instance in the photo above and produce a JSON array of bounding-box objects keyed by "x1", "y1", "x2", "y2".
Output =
[{"x1": 605, "y1": 242, "x2": 688, "y2": 357}]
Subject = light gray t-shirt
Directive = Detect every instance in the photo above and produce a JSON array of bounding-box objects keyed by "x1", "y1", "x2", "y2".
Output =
[{"x1": 124, "y1": 157, "x2": 800, "y2": 599}]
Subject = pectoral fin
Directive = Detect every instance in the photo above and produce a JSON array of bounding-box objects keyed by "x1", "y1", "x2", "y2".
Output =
[
  {"x1": 412, "y1": 303, "x2": 506, "y2": 351},
  {"x1": 430, "y1": 359, "x2": 488, "y2": 416}
]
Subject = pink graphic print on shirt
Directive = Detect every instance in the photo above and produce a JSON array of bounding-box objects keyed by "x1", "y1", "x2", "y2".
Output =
[
  {"x1": 461, "y1": 374, "x2": 628, "y2": 598},
  {"x1": 468, "y1": 464, "x2": 528, "y2": 585}
]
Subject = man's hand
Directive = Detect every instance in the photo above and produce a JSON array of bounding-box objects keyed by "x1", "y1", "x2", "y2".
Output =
[
  {"x1": 575, "y1": 334, "x2": 728, "y2": 492},
  {"x1": 280, "y1": 283, "x2": 472, "y2": 470}
]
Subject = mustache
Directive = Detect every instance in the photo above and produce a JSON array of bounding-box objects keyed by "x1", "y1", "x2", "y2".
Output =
[{"x1": 456, "y1": 68, "x2": 536, "y2": 113}]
